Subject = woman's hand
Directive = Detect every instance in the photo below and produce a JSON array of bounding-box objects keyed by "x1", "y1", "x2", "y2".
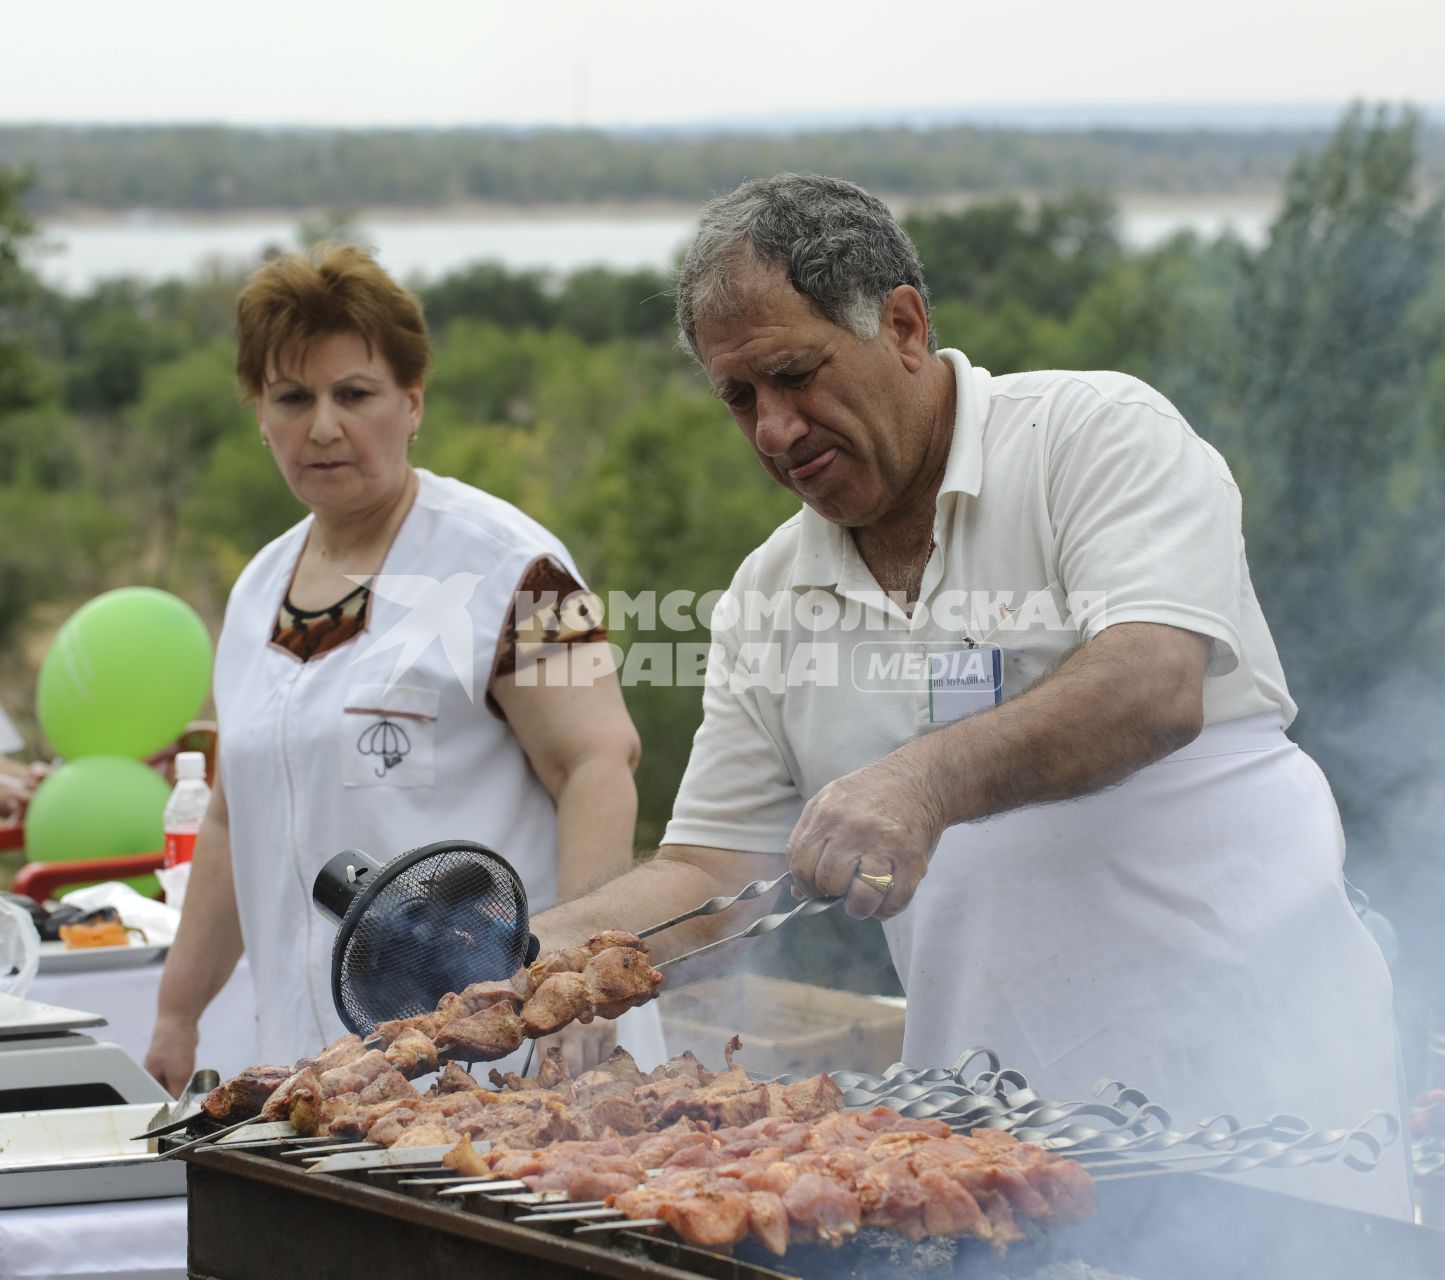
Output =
[
  {"x1": 145, "y1": 1013, "x2": 201, "y2": 1098},
  {"x1": 786, "y1": 753, "x2": 947, "y2": 921},
  {"x1": 0, "y1": 760, "x2": 48, "y2": 822}
]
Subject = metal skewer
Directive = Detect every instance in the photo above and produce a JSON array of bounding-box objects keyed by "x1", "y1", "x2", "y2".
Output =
[
  {"x1": 438, "y1": 1181, "x2": 571, "y2": 1200},
  {"x1": 133, "y1": 1112, "x2": 206, "y2": 1141},
  {"x1": 637, "y1": 871, "x2": 794, "y2": 939},
  {"x1": 655, "y1": 895, "x2": 841, "y2": 969},
  {"x1": 159, "y1": 1113, "x2": 270, "y2": 1158},
  {"x1": 515, "y1": 1205, "x2": 623, "y2": 1222},
  {"x1": 574, "y1": 1218, "x2": 667, "y2": 1234}
]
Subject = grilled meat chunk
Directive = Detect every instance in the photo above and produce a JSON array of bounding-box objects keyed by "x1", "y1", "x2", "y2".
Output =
[
  {"x1": 584, "y1": 946, "x2": 664, "y2": 1019},
  {"x1": 319, "y1": 1048, "x2": 391, "y2": 1098},
  {"x1": 429, "y1": 1061, "x2": 480, "y2": 1094},
  {"x1": 296, "y1": 1034, "x2": 366, "y2": 1074},
  {"x1": 434, "y1": 1002, "x2": 526, "y2": 1061},
  {"x1": 260, "y1": 1066, "x2": 311, "y2": 1121},
  {"x1": 201, "y1": 1063, "x2": 292, "y2": 1121},
  {"x1": 439, "y1": 976, "x2": 527, "y2": 1017},
  {"x1": 523, "y1": 971, "x2": 593, "y2": 1037},
  {"x1": 584, "y1": 930, "x2": 649, "y2": 955},
  {"x1": 536, "y1": 1045, "x2": 574, "y2": 1090},
  {"x1": 372, "y1": 1009, "x2": 453, "y2": 1047},
  {"x1": 384, "y1": 1027, "x2": 439, "y2": 1078},
  {"x1": 285, "y1": 1069, "x2": 325, "y2": 1135},
  {"x1": 528, "y1": 945, "x2": 592, "y2": 983},
  {"x1": 772, "y1": 1073, "x2": 846, "y2": 1122}
]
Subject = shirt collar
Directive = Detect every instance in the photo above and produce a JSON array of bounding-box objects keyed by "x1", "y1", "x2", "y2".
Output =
[{"x1": 790, "y1": 348, "x2": 988, "y2": 589}]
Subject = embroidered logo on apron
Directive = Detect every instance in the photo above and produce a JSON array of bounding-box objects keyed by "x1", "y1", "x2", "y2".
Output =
[{"x1": 357, "y1": 717, "x2": 412, "y2": 777}]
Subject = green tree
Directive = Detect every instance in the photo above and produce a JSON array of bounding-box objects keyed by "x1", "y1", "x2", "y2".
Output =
[
  {"x1": 128, "y1": 342, "x2": 253, "y2": 575},
  {"x1": 0, "y1": 166, "x2": 44, "y2": 417},
  {"x1": 906, "y1": 192, "x2": 1123, "y2": 320},
  {"x1": 57, "y1": 283, "x2": 186, "y2": 412},
  {"x1": 420, "y1": 264, "x2": 555, "y2": 335},
  {"x1": 1226, "y1": 105, "x2": 1445, "y2": 770}
]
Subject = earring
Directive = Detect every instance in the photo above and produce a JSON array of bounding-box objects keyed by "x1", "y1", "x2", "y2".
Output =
[
  {"x1": 261, "y1": 436, "x2": 271, "y2": 451},
  {"x1": 408, "y1": 433, "x2": 418, "y2": 448}
]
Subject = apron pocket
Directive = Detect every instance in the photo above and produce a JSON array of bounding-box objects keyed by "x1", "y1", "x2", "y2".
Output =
[{"x1": 341, "y1": 683, "x2": 438, "y2": 788}]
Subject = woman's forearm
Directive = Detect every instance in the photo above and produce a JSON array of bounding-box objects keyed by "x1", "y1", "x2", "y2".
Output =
[
  {"x1": 553, "y1": 752, "x2": 638, "y2": 902},
  {"x1": 154, "y1": 802, "x2": 245, "y2": 1025}
]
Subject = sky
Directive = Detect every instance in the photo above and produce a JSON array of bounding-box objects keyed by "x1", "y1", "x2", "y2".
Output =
[{"x1": 0, "y1": 0, "x2": 1438, "y2": 129}]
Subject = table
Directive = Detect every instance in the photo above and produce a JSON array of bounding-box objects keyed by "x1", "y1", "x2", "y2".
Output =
[
  {"x1": 28, "y1": 954, "x2": 256, "y2": 1080},
  {"x1": 0, "y1": 1198, "x2": 186, "y2": 1280},
  {"x1": 3, "y1": 959, "x2": 254, "y2": 1280}
]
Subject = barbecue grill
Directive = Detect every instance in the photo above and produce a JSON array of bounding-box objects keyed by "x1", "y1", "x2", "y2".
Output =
[
  {"x1": 181, "y1": 1142, "x2": 1444, "y2": 1280},
  {"x1": 170, "y1": 1052, "x2": 1443, "y2": 1280}
]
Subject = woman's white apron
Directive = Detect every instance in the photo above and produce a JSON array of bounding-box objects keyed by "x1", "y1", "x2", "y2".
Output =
[{"x1": 214, "y1": 470, "x2": 665, "y2": 1073}]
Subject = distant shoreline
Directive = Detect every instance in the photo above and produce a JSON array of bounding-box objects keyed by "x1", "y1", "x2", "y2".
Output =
[{"x1": 36, "y1": 189, "x2": 1287, "y2": 228}]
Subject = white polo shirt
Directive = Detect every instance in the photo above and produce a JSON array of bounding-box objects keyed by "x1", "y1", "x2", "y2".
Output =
[
  {"x1": 659, "y1": 353, "x2": 1411, "y2": 1219},
  {"x1": 665, "y1": 349, "x2": 1295, "y2": 855}
]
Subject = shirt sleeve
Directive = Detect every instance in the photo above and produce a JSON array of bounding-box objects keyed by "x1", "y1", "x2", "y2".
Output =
[
  {"x1": 662, "y1": 598, "x2": 805, "y2": 854},
  {"x1": 486, "y1": 555, "x2": 608, "y2": 718},
  {"x1": 1048, "y1": 381, "x2": 1246, "y2": 676}
]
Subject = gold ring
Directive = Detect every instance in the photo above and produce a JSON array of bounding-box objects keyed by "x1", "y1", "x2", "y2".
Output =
[{"x1": 856, "y1": 871, "x2": 894, "y2": 894}]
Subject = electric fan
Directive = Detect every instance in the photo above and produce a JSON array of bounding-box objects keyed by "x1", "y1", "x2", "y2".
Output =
[{"x1": 313, "y1": 839, "x2": 540, "y2": 1036}]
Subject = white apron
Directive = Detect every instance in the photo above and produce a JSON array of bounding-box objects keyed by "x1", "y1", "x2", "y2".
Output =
[
  {"x1": 885, "y1": 713, "x2": 1411, "y2": 1218},
  {"x1": 214, "y1": 470, "x2": 665, "y2": 1071}
]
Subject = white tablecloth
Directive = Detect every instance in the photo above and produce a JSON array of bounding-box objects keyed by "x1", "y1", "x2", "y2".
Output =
[
  {"x1": 0, "y1": 1198, "x2": 186, "y2": 1280},
  {"x1": 4, "y1": 960, "x2": 254, "y2": 1280},
  {"x1": 28, "y1": 955, "x2": 256, "y2": 1081}
]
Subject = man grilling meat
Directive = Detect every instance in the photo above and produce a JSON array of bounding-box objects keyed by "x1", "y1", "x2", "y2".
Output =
[{"x1": 534, "y1": 173, "x2": 1411, "y2": 1219}]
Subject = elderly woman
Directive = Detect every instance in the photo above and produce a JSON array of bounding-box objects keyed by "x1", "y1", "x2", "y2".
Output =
[{"x1": 144, "y1": 244, "x2": 654, "y2": 1090}]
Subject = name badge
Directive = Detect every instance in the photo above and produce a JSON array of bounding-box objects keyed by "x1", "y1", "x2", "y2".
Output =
[{"x1": 928, "y1": 645, "x2": 1003, "y2": 723}]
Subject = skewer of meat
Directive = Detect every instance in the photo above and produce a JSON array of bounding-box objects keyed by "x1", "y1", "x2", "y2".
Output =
[
  {"x1": 604, "y1": 1116, "x2": 1094, "y2": 1257},
  {"x1": 369, "y1": 931, "x2": 656, "y2": 1053},
  {"x1": 203, "y1": 932, "x2": 658, "y2": 1120}
]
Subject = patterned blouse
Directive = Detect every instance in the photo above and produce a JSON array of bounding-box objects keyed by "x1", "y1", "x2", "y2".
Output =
[{"x1": 271, "y1": 557, "x2": 607, "y2": 706}]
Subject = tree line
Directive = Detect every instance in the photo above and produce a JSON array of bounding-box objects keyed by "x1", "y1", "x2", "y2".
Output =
[
  {"x1": 2, "y1": 107, "x2": 1443, "y2": 1062},
  {"x1": 4, "y1": 117, "x2": 1442, "y2": 211}
]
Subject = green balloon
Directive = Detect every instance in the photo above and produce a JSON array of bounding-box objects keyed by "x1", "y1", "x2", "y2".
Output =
[
  {"x1": 38, "y1": 588, "x2": 213, "y2": 760},
  {"x1": 24, "y1": 756, "x2": 171, "y2": 896}
]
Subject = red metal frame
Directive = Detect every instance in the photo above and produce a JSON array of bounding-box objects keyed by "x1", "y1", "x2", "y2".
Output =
[
  {"x1": 11, "y1": 852, "x2": 165, "y2": 902},
  {"x1": 1, "y1": 724, "x2": 214, "y2": 902}
]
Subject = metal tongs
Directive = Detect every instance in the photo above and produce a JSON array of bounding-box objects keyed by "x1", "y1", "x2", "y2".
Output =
[
  {"x1": 640, "y1": 871, "x2": 839, "y2": 969},
  {"x1": 133, "y1": 1069, "x2": 221, "y2": 1143}
]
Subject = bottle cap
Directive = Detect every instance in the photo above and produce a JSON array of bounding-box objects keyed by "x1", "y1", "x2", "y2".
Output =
[{"x1": 175, "y1": 751, "x2": 207, "y2": 781}]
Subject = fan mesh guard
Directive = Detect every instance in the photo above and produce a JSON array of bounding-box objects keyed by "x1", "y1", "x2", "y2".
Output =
[{"x1": 330, "y1": 842, "x2": 532, "y2": 1036}]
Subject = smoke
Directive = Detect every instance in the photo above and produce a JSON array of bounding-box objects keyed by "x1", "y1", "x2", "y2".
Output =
[{"x1": 1307, "y1": 668, "x2": 1445, "y2": 1095}]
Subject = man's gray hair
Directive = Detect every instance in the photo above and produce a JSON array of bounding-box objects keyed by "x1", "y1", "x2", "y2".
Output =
[{"x1": 675, "y1": 172, "x2": 934, "y2": 361}]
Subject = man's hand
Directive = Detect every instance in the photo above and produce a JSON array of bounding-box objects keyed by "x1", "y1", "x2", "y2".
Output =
[
  {"x1": 144, "y1": 1013, "x2": 200, "y2": 1098},
  {"x1": 786, "y1": 753, "x2": 946, "y2": 921},
  {"x1": 531, "y1": 1017, "x2": 618, "y2": 1076}
]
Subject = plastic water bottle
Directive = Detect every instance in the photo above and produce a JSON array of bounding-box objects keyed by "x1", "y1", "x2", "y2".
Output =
[{"x1": 158, "y1": 751, "x2": 209, "y2": 912}]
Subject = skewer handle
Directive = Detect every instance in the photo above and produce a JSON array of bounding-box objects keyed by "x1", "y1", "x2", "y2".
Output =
[{"x1": 637, "y1": 872, "x2": 792, "y2": 939}]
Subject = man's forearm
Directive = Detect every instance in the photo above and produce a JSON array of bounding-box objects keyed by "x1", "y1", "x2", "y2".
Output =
[
  {"x1": 553, "y1": 753, "x2": 638, "y2": 902},
  {"x1": 901, "y1": 623, "x2": 1209, "y2": 827},
  {"x1": 533, "y1": 844, "x2": 783, "y2": 964}
]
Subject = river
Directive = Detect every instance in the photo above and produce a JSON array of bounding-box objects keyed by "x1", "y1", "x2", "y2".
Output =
[{"x1": 27, "y1": 199, "x2": 1277, "y2": 294}]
